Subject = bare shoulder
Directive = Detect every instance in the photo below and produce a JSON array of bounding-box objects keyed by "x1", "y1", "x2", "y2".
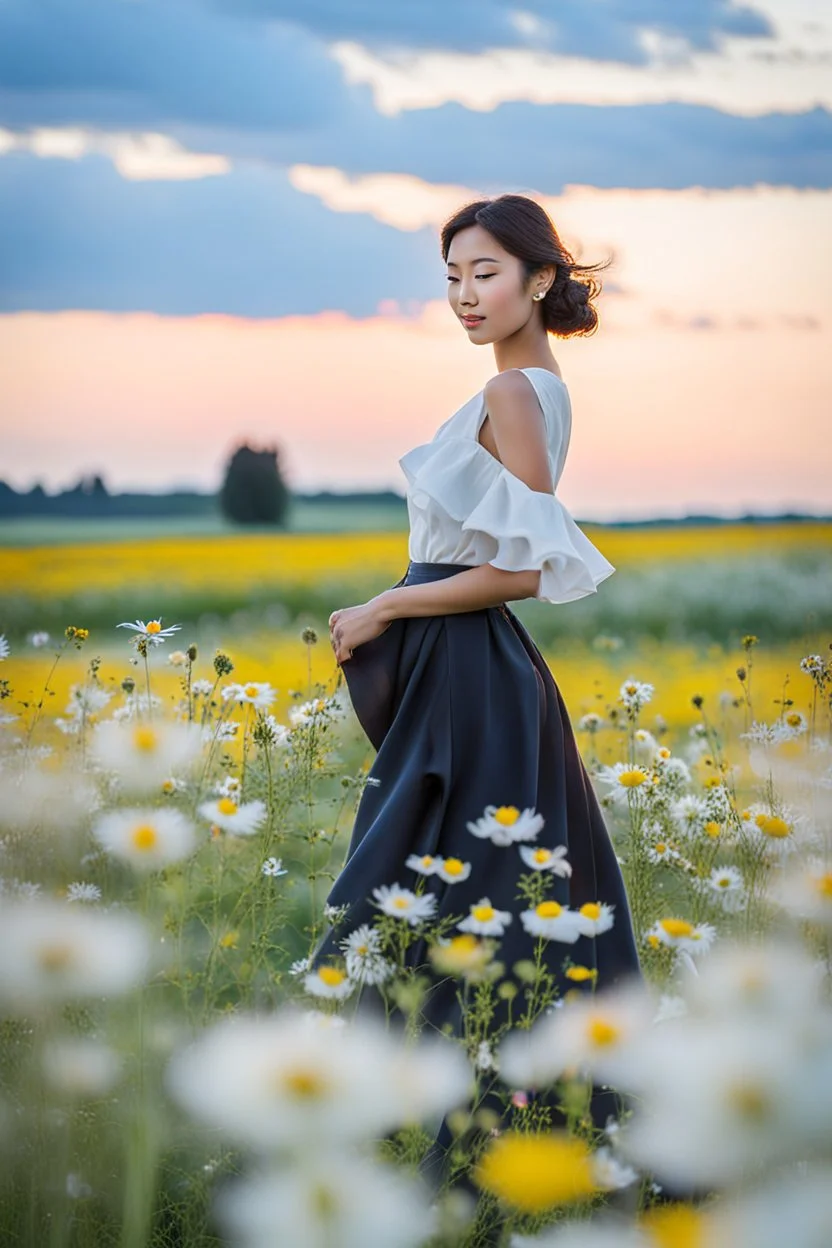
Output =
[{"x1": 482, "y1": 370, "x2": 543, "y2": 426}]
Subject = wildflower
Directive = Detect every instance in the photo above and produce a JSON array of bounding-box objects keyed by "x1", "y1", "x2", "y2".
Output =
[
  {"x1": 577, "y1": 712, "x2": 604, "y2": 731},
  {"x1": 65, "y1": 882, "x2": 102, "y2": 904},
  {"x1": 340, "y1": 925, "x2": 394, "y2": 986},
  {"x1": 697, "y1": 866, "x2": 747, "y2": 912},
  {"x1": 519, "y1": 845, "x2": 572, "y2": 876},
  {"x1": 799, "y1": 654, "x2": 825, "y2": 676},
  {"x1": 42, "y1": 1037, "x2": 122, "y2": 1098},
  {"x1": 593, "y1": 1146, "x2": 638, "y2": 1191},
  {"x1": 167, "y1": 650, "x2": 188, "y2": 667},
  {"x1": 565, "y1": 965, "x2": 598, "y2": 983},
  {"x1": 288, "y1": 957, "x2": 311, "y2": 977},
  {"x1": 475, "y1": 1041, "x2": 497, "y2": 1072},
  {"x1": 768, "y1": 859, "x2": 832, "y2": 926},
  {"x1": 116, "y1": 618, "x2": 182, "y2": 647},
  {"x1": 192, "y1": 679, "x2": 214, "y2": 697},
  {"x1": 596, "y1": 762, "x2": 651, "y2": 805},
  {"x1": 405, "y1": 853, "x2": 440, "y2": 876},
  {"x1": 198, "y1": 796, "x2": 267, "y2": 837},
  {"x1": 259, "y1": 715, "x2": 292, "y2": 748},
  {"x1": 434, "y1": 856, "x2": 472, "y2": 884},
  {"x1": 289, "y1": 696, "x2": 343, "y2": 727},
  {"x1": 575, "y1": 901, "x2": 615, "y2": 937},
  {"x1": 29, "y1": 631, "x2": 50, "y2": 648},
  {"x1": 618, "y1": 677, "x2": 654, "y2": 713},
  {"x1": 0, "y1": 635, "x2": 8, "y2": 660},
  {"x1": 457, "y1": 898, "x2": 512, "y2": 937},
  {"x1": 671, "y1": 795, "x2": 709, "y2": 837},
  {"x1": 517, "y1": 899, "x2": 580, "y2": 942},
  {"x1": 90, "y1": 719, "x2": 202, "y2": 794},
  {"x1": 261, "y1": 857, "x2": 287, "y2": 877},
  {"x1": 216, "y1": 1155, "x2": 437, "y2": 1248},
  {"x1": 646, "y1": 840, "x2": 680, "y2": 866},
  {"x1": 466, "y1": 804, "x2": 543, "y2": 847},
  {"x1": 429, "y1": 933, "x2": 496, "y2": 979},
  {"x1": 222, "y1": 681, "x2": 277, "y2": 711},
  {"x1": 0, "y1": 900, "x2": 151, "y2": 1010},
  {"x1": 474, "y1": 1130, "x2": 598, "y2": 1212},
  {"x1": 92, "y1": 807, "x2": 197, "y2": 870},
  {"x1": 323, "y1": 902, "x2": 349, "y2": 924},
  {"x1": 372, "y1": 883, "x2": 437, "y2": 926},
  {"x1": 646, "y1": 917, "x2": 716, "y2": 956},
  {"x1": 303, "y1": 964, "x2": 355, "y2": 1001}
]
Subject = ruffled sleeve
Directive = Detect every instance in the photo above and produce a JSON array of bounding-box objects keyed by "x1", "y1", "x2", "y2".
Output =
[
  {"x1": 460, "y1": 464, "x2": 615, "y2": 604},
  {"x1": 399, "y1": 435, "x2": 615, "y2": 605}
]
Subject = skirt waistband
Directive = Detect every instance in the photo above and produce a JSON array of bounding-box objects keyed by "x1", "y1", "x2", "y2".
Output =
[{"x1": 402, "y1": 561, "x2": 473, "y2": 584}]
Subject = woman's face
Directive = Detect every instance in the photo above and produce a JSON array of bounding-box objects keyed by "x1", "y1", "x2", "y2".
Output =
[{"x1": 446, "y1": 223, "x2": 540, "y2": 344}]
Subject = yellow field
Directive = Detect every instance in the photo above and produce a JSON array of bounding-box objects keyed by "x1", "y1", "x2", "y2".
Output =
[{"x1": 3, "y1": 521, "x2": 830, "y2": 599}]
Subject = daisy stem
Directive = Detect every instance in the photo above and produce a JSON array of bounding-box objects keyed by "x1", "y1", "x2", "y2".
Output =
[{"x1": 142, "y1": 650, "x2": 153, "y2": 722}]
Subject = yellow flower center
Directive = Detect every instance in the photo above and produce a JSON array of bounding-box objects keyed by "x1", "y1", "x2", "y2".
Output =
[
  {"x1": 647, "y1": 933, "x2": 660, "y2": 948},
  {"x1": 579, "y1": 903, "x2": 601, "y2": 921},
  {"x1": 658, "y1": 747, "x2": 671, "y2": 758},
  {"x1": 703, "y1": 776, "x2": 722, "y2": 789},
  {"x1": 132, "y1": 726, "x2": 158, "y2": 752},
  {"x1": 587, "y1": 1016, "x2": 619, "y2": 1047},
  {"x1": 443, "y1": 858, "x2": 465, "y2": 876},
  {"x1": 815, "y1": 873, "x2": 832, "y2": 899},
  {"x1": 756, "y1": 814, "x2": 790, "y2": 839},
  {"x1": 785, "y1": 712, "x2": 802, "y2": 727},
  {"x1": 420, "y1": 856, "x2": 434, "y2": 867},
  {"x1": 619, "y1": 768, "x2": 647, "y2": 787},
  {"x1": 704, "y1": 821, "x2": 721, "y2": 838},
  {"x1": 493, "y1": 806, "x2": 520, "y2": 826},
  {"x1": 162, "y1": 779, "x2": 175, "y2": 794},
  {"x1": 472, "y1": 905, "x2": 496, "y2": 922},
  {"x1": 655, "y1": 842, "x2": 667, "y2": 853},
  {"x1": 565, "y1": 966, "x2": 597, "y2": 982},
  {"x1": 660, "y1": 918, "x2": 693, "y2": 938},
  {"x1": 318, "y1": 966, "x2": 346, "y2": 987},
  {"x1": 131, "y1": 823, "x2": 158, "y2": 852},
  {"x1": 727, "y1": 1081, "x2": 772, "y2": 1122},
  {"x1": 217, "y1": 798, "x2": 238, "y2": 816},
  {"x1": 536, "y1": 901, "x2": 563, "y2": 919},
  {"x1": 245, "y1": 684, "x2": 259, "y2": 697},
  {"x1": 639, "y1": 1203, "x2": 705, "y2": 1248},
  {"x1": 37, "y1": 943, "x2": 73, "y2": 973},
  {"x1": 146, "y1": 621, "x2": 162, "y2": 635},
  {"x1": 356, "y1": 944, "x2": 368, "y2": 956},
  {"x1": 392, "y1": 897, "x2": 411, "y2": 910},
  {"x1": 219, "y1": 931, "x2": 238, "y2": 949},
  {"x1": 716, "y1": 876, "x2": 732, "y2": 889},
  {"x1": 533, "y1": 849, "x2": 552, "y2": 863},
  {"x1": 280, "y1": 1066, "x2": 329, "y2": 1100},
  {"x1": 474, "y1": 1131, "x2": 597, "y2": 1212}
]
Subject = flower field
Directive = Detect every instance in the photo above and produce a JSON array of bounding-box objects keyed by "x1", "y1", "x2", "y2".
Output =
[{"x1": 0, "y1": 524, "x2": 831, "y2": 1247}]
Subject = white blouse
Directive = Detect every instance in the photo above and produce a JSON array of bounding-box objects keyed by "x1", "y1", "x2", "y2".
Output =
[{"x1": 398, "y1": 366, "x2": 615, "y2": 604}]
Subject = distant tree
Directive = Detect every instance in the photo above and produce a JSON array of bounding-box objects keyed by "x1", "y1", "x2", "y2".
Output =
[{"x1": 219, "y1": 442, "x2": 290, "y2": 525}]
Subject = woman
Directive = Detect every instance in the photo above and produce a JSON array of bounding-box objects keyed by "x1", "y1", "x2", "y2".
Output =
[{"x1": 317, "y1": 191, "x2": 641, "y2": 1033}]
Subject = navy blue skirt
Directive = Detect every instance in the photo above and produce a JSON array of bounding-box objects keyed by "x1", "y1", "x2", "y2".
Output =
[{"x1": 312, "y1": 559, "x2": 642, "y2": 1031}]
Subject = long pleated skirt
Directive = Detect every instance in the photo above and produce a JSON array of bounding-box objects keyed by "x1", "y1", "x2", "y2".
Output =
[{"x1": 312, "y1": 560, "x2": 643, "y2": 1025}]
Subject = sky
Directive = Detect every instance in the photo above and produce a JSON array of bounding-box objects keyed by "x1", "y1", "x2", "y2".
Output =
[{"x1": 1, "y1": 0, "x2": 830, "y2": 521}]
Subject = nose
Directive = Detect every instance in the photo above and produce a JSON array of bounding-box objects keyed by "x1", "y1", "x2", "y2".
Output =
[{"x1": 458, "y1": 280, "x2": 478, "y2": 308}]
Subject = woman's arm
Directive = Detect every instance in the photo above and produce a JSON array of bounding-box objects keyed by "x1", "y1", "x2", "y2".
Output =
[{"x1": 378, "y1": 369, "x2": 553, "y2": 621}]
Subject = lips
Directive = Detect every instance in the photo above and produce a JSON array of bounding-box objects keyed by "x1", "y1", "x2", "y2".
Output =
[{"x1": 461, "y1": 316, "x2": 484, "y2": 326}]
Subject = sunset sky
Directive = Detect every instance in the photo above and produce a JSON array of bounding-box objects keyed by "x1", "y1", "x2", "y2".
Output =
[{"x1": 1, "y1": 0, "x2": 830, "y2": 521}]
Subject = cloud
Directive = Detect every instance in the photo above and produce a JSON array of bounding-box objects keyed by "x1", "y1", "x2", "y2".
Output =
[
  {"x1": 0, "y1": 150, "x2": 441, "y2": 316},
  {"x1": 215, "y1": 0, "x2": 774, "y2": 60},
  {"x1": 0, "y1": 0, "x2": 348, "y2": 130},
  {"x1": 170, "y1": 97, "x2": 832, "y2": 193}
]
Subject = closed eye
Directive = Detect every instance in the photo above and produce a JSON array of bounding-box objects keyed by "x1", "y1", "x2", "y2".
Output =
[{"x1": 446, "y1": 274, "x2": 495, "y2": 283}]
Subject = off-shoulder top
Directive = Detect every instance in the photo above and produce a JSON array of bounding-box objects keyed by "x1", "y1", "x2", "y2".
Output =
[{"x1": 397, "y1": 366, "x2": 615, "y2": 605}]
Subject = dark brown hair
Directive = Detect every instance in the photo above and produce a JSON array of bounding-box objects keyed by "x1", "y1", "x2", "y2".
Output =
[{"x1": 439, "y1": 193, "x2": 611, "y2": 338}]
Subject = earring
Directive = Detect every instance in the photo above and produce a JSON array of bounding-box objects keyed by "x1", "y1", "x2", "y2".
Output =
[{"x1": 533, "y1": 291, "x2": 546, "y2": 301}]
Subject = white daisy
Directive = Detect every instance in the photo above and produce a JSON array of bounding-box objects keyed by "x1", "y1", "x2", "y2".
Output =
[
  {"x1": 475, "y1": 1040, "x2": 497, "y2": 1072},
  {"x1": 90, "y1": 719, "x2": 203, "y2": 795},
  {"x1": 618, "y1": 677, "x2": 654, "y2": 712},
  {"x1": 92, "y1": 807, "x2": 198, "y2": 871},
  {"x1": 647, "y1": 917, "x2": 716, "y2": 957},
  {"x1": 657, "y1": 755, "x2": 693, "y2": 793},
  {"x1": 191, "y1": 679, "x2": 214, "y2": 697},
  {"x1": 112, "y1": 691, "x2": 162, "y2": 723},
  {"x1": 29, "y1": 631, "x2": 51, "y2": 648},
  {"x1": 303, "y1": 964, "x2": 355, "y2": 1001},
  {"x1": 259, "y1": 716, "x2": 292, "y2": 748},
  {"x1": 596, "y1": 762, "x2": 652, "y2": 805},
  {"x1": 698, "y1": 865, "x2": 747, "y2": 912},
  {"x1": 574, "y1": 901, "x2": 616, "y2": 937},
  {"x1": 116, "y1": 618, "x2": 182, "y2": 647},
  {"x1": 289, "y1": 696, "x2": 343, "y2": 727},
  {"x1": 217, "y1": 775, "x2": 241, "y2": 798},
  {"x1": 671, "y1": 794, "x2": 710, "y2": 837},
  {"x1": 288, "y1": 957, "x2": 311, "y2": 977},
  {"x1": 0, "y1": 899, "x2": 151, "y2": 1010},
  {"x1": 592, "y1": 1146, "x2": 638, "y2": 1191},
  {"x1": 519, "y1": 845, "x2": 572, "y2": 876},
  {"x1": 577, "y1": 712, "x2": 604, "y2": 732},
  {"x1": 800, "y1": 654, "x2": 825, "y2": 676},
  {"x1": 372, "y1": 883, "x2": 437, "y2": 926},
  {"x1": 645, "y1": 840, "x2": 680, "y2": 866},
  {"x1": 744, "y1": 808, "x2": 800, "y2": 856},
  {"x1": 66, "y1": 882, "x2": 102, "y2": 904},
  {"x1": 405, "y1": 853, "x2": 440, "y2": 876},
  {"x1": 0, "y1": 635, "x2": 9, "y2": 660},
  {"x1": 340, "y1": 925, "x2": 394, "y2": 986},
  {"x1": 198, "y1": 796, "x2": 267, "y2": 837},
  {"x1": 466, "y1": 804, "x2": 543, "y2": 847},
  {"x1": 222, "y1": 681, "x2": 277, "y2": 711},
  {"x1": 519, "y1": 900, "x2": 582, "y2": 943},
  {"x1": 41, "y1": 1036, "x2": 122, "y2": 1098},
  {"x1": 261, "y1": 857, "x2": 287, "y2": 877},
  {"x1": 457, "y1": 898, "x2": 512, "y2": 937},
  {"x1": 434, "y1": 856, "x2": 472, "y2": 884}
]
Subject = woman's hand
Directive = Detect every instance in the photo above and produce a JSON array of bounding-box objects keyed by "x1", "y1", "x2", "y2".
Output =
[{"x1": 328, "y1": 595, "x2": 393, "y2": 666}]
